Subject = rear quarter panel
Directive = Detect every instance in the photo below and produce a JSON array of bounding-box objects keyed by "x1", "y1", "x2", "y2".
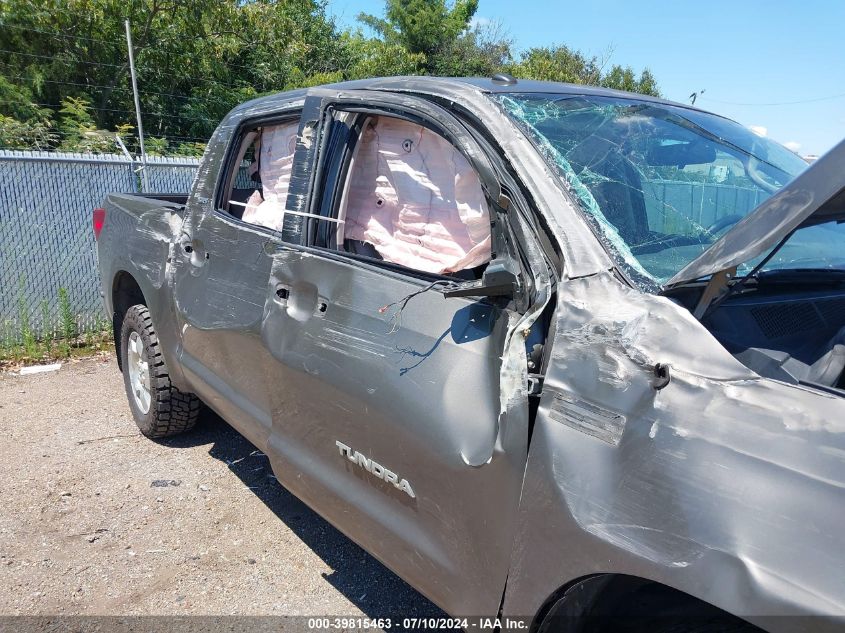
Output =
[{"x1": 97, "y1": 193, "x2": 188, "y2": 388}]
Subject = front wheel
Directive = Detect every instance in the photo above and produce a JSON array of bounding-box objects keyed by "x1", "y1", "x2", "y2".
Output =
[{"x1": 119, "y1": 304, "x2": 200, "y2": 438}]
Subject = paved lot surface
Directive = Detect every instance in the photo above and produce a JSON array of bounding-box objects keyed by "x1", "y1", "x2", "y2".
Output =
[{"x1": 0, "y1": 355, "x2": 441, "y2": 618}]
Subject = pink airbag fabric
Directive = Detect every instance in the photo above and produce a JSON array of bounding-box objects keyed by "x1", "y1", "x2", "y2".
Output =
[
  {"x1": 242, "y1": 121, "x2": 298, "y2": 231},
  {"x1": 343, "y1": 116, "x2": 491, "y2": 273}
]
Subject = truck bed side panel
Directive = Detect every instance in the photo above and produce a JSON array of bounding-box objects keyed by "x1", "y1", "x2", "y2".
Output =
[{"x1": 97, "y1": 192, "x2": 189, "y2": 389}]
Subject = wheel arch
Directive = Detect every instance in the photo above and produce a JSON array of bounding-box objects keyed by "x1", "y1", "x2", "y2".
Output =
[
  {"x1": 531, "y1": 573, "x2": 761, "y2": 633},
  {"x1": 111, "y1": 270, "x2": 147, "y2": 371}
]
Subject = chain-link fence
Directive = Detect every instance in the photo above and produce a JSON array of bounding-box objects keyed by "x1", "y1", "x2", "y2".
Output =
[
  {"x1": 0, "y1": 151, "x2": 768, "y2": 352},
  {"x1": 0, "y1": 150, "x2": 199, "y2": 348},
  {"x1": 643, "y1": 180, "x2": 764, "y2": 234}
]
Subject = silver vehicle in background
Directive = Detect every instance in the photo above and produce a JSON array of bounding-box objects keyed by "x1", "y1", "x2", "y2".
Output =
[{"x1": 95, "y1": 76, "x2": 845, "y2": 632}]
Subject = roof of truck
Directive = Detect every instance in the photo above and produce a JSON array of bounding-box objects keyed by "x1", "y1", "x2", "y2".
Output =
[{"x1": 232, "y1": 75, "x2": 719, "y2": 120}]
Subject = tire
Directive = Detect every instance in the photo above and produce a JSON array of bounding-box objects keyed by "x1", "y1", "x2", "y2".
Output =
[
  {"x1": 538, "y1": 582, "x2": 760, "y2": 633},
  {"x1": 596, "y1": 584, "x2": 760, "y2": 633},
  {"x1": 119, "y1": 304, "x2": 200, "y2": 438}
]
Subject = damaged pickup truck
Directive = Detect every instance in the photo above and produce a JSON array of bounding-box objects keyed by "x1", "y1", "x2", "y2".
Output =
[{"x1": 95, "y1": 77, "x2": 845, "y2": 632}]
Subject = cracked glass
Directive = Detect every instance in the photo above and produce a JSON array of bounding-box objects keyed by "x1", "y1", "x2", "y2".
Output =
[{"x1": 496, "y1": 93, "x2": 824, "y2": 287}]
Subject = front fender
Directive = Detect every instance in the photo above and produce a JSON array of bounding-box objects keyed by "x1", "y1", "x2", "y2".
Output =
[{"x1": 502, "y1": 272, "x2": 845, "y2": 631}]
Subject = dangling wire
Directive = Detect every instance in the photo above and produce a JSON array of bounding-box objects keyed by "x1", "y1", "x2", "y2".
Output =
[{"x1": 379, "y1": 279, "x2": 458, "y2": 333}]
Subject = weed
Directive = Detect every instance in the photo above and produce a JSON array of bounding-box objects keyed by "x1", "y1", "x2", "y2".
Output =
[
  {"x1": 58, "y1": 288, "x2": 76, "y2": 341},
  {"x1": 17, "y1": 295, "x2": 37, "y2": 358},
  {"x1": 1, "y1": 319, "x2": 16, "y2": 357},
  {"x1": 1, "y1": 285, "x2": 113, "y2": 366},
  {"x1": 56, "y1": 288, "x2": 77, "y2": 357}
]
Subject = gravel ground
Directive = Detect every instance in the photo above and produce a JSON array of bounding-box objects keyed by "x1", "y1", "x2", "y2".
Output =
[{"x1": 0, "y1": 355, "x2": 441, "y2": 620}]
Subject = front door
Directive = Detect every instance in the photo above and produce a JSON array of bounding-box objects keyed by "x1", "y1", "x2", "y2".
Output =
[{"x1": 259, "y1": 91, "x2": 533, "y2": 616}]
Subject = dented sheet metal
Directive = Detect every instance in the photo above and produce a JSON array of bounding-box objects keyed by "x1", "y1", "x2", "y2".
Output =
[
  {"x1": 503, "y1": 270, "x2": 845, "y2": 628},
  {"x1": 96, "y1": 77, "x2": 845, "y2": 631},
  {"x1": 548, "y1": 392, "x2": 626, "y2": 446},
  {"x1": 259, "y1": 246, "x2": 526, "y2": 616}
]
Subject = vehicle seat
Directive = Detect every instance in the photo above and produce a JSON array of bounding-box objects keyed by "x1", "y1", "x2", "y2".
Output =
[
  {"x1": 568, "y1": 136, "x2": 650, "y2": 247},
  {"x1": 735, "y1": 327, "x2": 845, "y2": 387}
]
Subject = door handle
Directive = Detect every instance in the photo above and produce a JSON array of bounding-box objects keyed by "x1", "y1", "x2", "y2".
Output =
[
  {"x1": 178, "y1": 236, "x2": 208, "y2": 269},
  {"x1": 178, "y1": 234, "x2": 194, "y2": 255},
  {"x1": 272, "y1": 282, "x2": 327, "y2": 321}
]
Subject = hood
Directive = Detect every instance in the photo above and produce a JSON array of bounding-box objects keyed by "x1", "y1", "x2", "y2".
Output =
[{"x1": 666, "y1": 138, "x2": 845, "y2": 287}]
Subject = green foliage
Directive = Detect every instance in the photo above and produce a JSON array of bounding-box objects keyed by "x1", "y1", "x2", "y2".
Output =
[
  {"x1": 145, "y1": 136, "x2": 169, "y2": 156},
  {"x1": 510, "y1": 46, "x2": 602, "y2": 85},
  {"x1": 0, "y1": 113, "x2": 56, "y2": 149},
  {"x1": 429, "y1": 22, "x2": 512, "y2": 77},
  {"x1": 174, "y1": 141, "x2": 207, "y2": 157},
  {"x1": 360, "y1": 0, "x2": 479, "y2": 60},
  {"x1": 1, "y1": 320, "x2": 14, "y2": 357},
  {"x1": 40, "y1": 299, "x2": 51, "y2": 339},
  {"x1": 114, "y1": 122, "x2": 134, "y2": 149},
  {"x1": 0, "y1": 0, "x2": 661, "y2": 154},
  {"x1": 0, "y1": 0, "x2": 349, "y2": 152},
  {"x1": 58, "y1": 287, "x2": 77, "y2": 343},
  {"x1": 57, "y1": 96, "x2": 117, "y2": 152},
  {"x1": 601, "y1": 65, "x2": 660, "y2": 96},
  {"x1": 0, "y1": 287, "x2": 114, "y2": 363},
  {"x1": 0, "y1": 73, "x2": 58, "y2": 147},
  {"x1": 509, "y1": 45, "x2": 660, "y2": 97},
  {"x1": 17, "y1": 293, "x2": 36, "y2": 357},
  {"x1": 340, "y1": 31, "x2": 426, "y2": 79}
]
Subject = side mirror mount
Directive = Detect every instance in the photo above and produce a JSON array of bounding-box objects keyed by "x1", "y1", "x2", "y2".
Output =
[{"x1": 443, "y1": 259, "x2": 521, "y2": 299}]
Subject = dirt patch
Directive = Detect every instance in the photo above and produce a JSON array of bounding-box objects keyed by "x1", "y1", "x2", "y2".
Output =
[{"x1": 0, "y1": 356, "x2": 440, "y2": 618}]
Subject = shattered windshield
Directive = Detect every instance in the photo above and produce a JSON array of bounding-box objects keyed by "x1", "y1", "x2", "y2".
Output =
[{"x1": 496, "y1": 93, "x2": 822, "y2": 286}]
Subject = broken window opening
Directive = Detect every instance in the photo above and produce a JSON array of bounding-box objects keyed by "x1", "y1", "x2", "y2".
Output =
[
  {"x1": 320, "y1": 113, "x2": 494, "y2": 280},
  {"x1": 219, "y1": 120, "x2": 299, "y2": 233},
  {"x1": 495, "y1": 94, "x2": 810, "y2": 288}
]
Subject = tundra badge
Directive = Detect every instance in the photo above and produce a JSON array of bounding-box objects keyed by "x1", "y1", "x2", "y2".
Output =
[{"x1": 335, "y1": 441, "x2": 416, "y2": 499}]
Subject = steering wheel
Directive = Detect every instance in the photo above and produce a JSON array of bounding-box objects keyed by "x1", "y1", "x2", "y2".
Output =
[{"x1": 706, "y1": 214, "x2": 743, "y2": 237}]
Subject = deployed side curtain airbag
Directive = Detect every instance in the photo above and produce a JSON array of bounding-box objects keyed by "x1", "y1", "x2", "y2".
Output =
[
  {"x1": 242, "y1": 121, "x2": 298, "y2": 231},
  {"x1": 343, "y1": 116, "x2": 491, "y2": 274}
]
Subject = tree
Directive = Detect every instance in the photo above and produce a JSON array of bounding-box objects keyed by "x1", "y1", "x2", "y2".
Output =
[
  {"x1": 340, "y1": 31, "x2": 426, "y2": 79},
  {"x1": 509, "y1": 46, "x2": 601, "y2": 85},
  {"x1": 358, "y1": 0, "x2": 479, "y2": 69},
  {"x1": 510, "y1": 45, "x2": 660, "y2": 97},
  {"x1": 0, "y1": 114, "x2": 55, "y2": 149},
  {"x1": 430, "y1": 21, "x2": 513, "y2": 77},
  {"x1": 601, "y1": 65, "x2": 659, "y2": 96},
  {"x1": 0, "y1": 0, "x2": 661, "y2": 153},
  {"x1": 0, "y1": 0, "x2": 350, "y2": 152}
]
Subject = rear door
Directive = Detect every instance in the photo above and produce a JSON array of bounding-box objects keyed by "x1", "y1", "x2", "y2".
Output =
[
  {"x1": 172, "y1": 103, "x2": 302, "y2": 449},
  {"x1": 259, "y1": 90, "x2": 532, "y2": 616}
]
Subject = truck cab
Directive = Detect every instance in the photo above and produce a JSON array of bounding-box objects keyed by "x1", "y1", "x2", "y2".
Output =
[{"x1": 96, "y1": 77, "x2": 845, "y2": 633}]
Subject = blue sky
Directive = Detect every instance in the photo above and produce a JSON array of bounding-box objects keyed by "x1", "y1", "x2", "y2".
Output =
[{"x1": 328, "y1": 0, "x2": 845, "y2": 156}]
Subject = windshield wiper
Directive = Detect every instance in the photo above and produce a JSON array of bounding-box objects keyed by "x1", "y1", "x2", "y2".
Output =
[{"x1": 697, "y1": 231, "x2": 794, "y2": 318}]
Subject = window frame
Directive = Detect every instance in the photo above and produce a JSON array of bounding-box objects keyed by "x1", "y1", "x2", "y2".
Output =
[
  {"x1": 212, "y1": 110, "x2": 303, "y2": 235},
  {"x1": 305, "y1": 104, "x2": 505, "y2": 284},
  {"x1": 208, "y1": 92, "x2": 534, "y2": 303}
]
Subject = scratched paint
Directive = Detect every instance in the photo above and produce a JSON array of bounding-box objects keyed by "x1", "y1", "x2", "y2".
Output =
[{"x1": 96, "y1": 77, "x2": 845, "y2": 630}]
